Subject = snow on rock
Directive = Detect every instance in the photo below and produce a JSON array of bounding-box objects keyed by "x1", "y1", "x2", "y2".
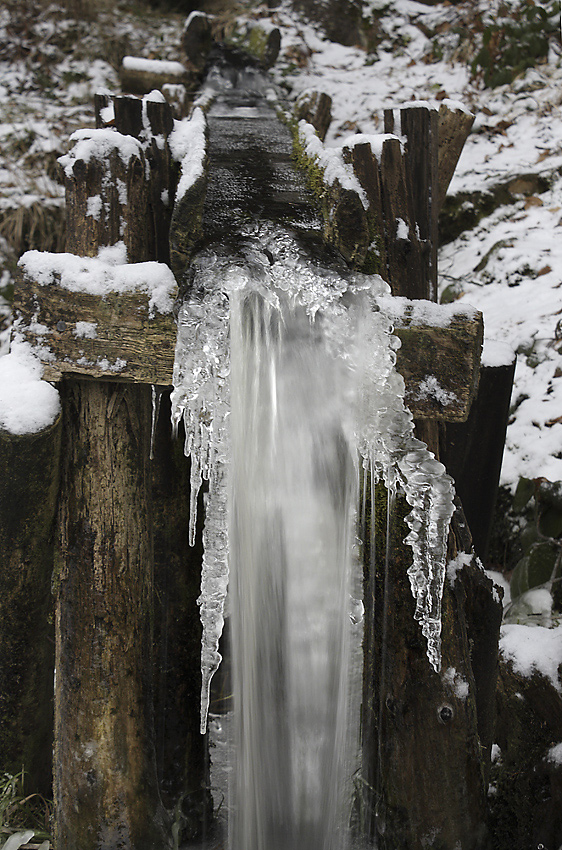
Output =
[
  {"x1": 0, "y1": 338, "x2": 60, "y2": 435},
  {"x1": 19, "y1": 246, "x2": 177, "y2": 317},
  {"x1": 169, "y1": 107, "x2": 207, "y2": 201},
  {"x1": 499, "y1": 623, "x2": 562, "y2": 692},
  {"x1": 57, "y1": 128, "x2": 144, "y2": 179}
]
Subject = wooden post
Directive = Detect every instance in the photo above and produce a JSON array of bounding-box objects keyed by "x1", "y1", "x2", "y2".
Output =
[
  {"x1": 151, "y1": 396, "x2": 212, "y2": 838},
  {"x1": 0, "y1": 416, "x2": 61, "y2": 799},
  {"x1": 54, "y1": 132, "x2": 170, "y2": 850}
]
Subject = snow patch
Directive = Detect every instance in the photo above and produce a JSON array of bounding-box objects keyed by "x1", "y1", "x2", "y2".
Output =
[
  {"x1": 169, "y1": 108, "x2": 207, "y2": 201},
  {"x1": 19, "y1": 247, "x2": 177, "y2": 317},
  {"x1": 0, "y1": 337, "x2": 60, "y2": 435},
  {"x1": 500, "y1": 623, "x2": 562, "y2": 692}
]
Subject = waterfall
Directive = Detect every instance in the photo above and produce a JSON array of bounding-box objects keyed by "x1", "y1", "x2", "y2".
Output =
[{"x1": 170, "y1": 223, "x2": 455, "y2": 850}]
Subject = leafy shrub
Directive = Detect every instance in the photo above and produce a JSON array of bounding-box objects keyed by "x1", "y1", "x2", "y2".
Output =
[{"x1": 471, "y1": 0, "x2": 561, "y2": 87}]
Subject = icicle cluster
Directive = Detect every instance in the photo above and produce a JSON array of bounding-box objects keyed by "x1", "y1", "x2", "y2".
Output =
[
  {"x1": 171, "y1": 224, "x2": 456, "y2": 734},
  {"x1": 352, "y1": 278, "x2": 455, "y2": 672}
]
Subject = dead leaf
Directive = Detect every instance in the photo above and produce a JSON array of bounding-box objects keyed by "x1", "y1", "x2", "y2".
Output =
[
  {"x1": 536, "y1": 265, "x2": 552, "y2": 276},
  {"x1": 536, "y1": 150, "x2": 552, "y2": 163},
  {"x1": 525, "y1": 196, "x2": 543, "y2": 209}
]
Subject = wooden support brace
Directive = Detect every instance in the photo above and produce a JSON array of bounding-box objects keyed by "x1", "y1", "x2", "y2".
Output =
[{"x1": 13, "y1": 264, "x2": 482, "y2": 423}]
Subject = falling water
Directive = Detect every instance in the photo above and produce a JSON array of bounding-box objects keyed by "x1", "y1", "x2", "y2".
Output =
[{"x1": 170, "y1": 223, "x2": 455, "y2": 850}]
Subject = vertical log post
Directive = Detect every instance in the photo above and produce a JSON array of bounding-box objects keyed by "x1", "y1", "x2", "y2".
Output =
[
  {"x1": 346, "y1": 105, "x2": 500, "y2": 849},
  {"x1": 0, "y1": 417, "x2": 61, "y2": 798},
  {"x1": 54, "y1": 132, "x2": 170, "y2": 850}
]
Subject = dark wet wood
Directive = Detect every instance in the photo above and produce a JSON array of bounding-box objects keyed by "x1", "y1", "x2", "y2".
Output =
[
  {"x1": 54, "y1": 125, "x2": 171, "y2": 850},
  {"x1": 444, "y1": 357, "x2": 516, "y2": 560},
  {"x1": 0, "y1": 415, "x2": 61, "y2": 798}
]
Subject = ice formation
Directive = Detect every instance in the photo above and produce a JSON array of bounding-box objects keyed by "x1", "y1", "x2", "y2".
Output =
[{"x1": 170, "y1": 223, "x2": 455, "y2": 733}]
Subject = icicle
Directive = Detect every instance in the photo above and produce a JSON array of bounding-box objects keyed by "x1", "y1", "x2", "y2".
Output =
[{"x1": 149, "y1": 385, "x2": 163, "y2": 461}]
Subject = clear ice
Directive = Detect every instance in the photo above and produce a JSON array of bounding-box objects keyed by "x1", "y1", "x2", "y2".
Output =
[{"x1": 170, "y1": 223, "x2": 455, "y2": 736}]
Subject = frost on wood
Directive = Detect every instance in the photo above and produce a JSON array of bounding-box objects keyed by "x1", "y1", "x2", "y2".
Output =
[{"x1": 171, "y1": 225, "x2": 456, "y2": 732}]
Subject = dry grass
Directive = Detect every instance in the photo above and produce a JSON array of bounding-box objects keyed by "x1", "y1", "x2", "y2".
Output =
[{"x1": 0, "y1": 203, "x2": 65, "y2": 257}]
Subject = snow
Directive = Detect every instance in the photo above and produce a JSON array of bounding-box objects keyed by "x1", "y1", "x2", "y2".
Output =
[
  {"x1": 19, "y1": 247, "x2": 177, "y2": 318},
  {"x1": 481, "y1": 339, "x2": 515, "y2": 369},
  {"x1": 298, "y1": 120, "x2": 368, "y2": 207},
  {"x1": 0, "y1": 337, "x2": 60, "y2": 435},
  {"x1": 58, "y1": 128, "x2": 143, "y2": 179},
  {"x1": 546, "y1": 742, "x2": 562, "y2": 765},
  {"x1": 122, "y1": 56, "x2": 186, "y2": 77},
  {"x1": 169, "y1": 107, "x2": 207, "y2": 201},
  {"x1": 499, "y1": 623, "x2": 562, "y2": 692},
  {"x1": 73, "y1": 321, "x2": 98, "y2": 339}
]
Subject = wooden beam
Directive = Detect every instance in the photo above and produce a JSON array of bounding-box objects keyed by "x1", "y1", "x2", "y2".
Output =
[
  {"x1": 13, "y1": 267, "x2": 482, "y2": 422},
  {"x1": 13, "y1": 264, "x2": 177, "y2": 385},
  {"x1": 437, "y1": 101, "x2": 475, "y2": 210}
]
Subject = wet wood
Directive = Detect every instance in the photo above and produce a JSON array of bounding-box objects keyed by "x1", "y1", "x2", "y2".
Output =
[
  {"x1": 361, "y1": 485, "x2": 498, "y2": 850},
  {"x1": 13, "y1": 268, "x2": 176, "y2": 385},
  {"x1": 14, "y1": 271, "x2": 481, "y2": 422},
  {"x1": 444, "y1": 356, "x2": 516, "y2": 559},
  {"x1": 151, "y1": 394, "x2": 212, "y2": 838},
  {"x1": 384, "y1": 106, "x2": 439, "y2": 300},
  {"x1": 0, "y1": 415, "x2": 61, "y2": 799},
  {"x1": 293, "y1": 90, "x2": 332, "y2": 141},
  {"x1": 53, "y1": 123, "x2": 171, "y2": 850},
  {"x1": 54, "y1": 380, "x2": 169, "y2": 850},
  {"x1": 437, "y1": 102, "x2": 475, "y2": 210},
  {"x1": 95, "y1": 94, "x2": 177, "y2": 265}
]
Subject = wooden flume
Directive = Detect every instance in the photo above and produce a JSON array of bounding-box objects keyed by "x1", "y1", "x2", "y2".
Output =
[{"x1": 1, "y1": 24, "x2": 509, "y2": 850}]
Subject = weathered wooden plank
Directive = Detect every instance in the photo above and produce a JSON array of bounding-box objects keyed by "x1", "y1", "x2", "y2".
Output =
[
  {"x1": 379, "y1": 136, "x2": 427, "y2": 298},
  {"x1": 14, "y1": 270, "x2": 482, "y2": 422},
  {"x1": 390, "y1": 299, "x2": 484, "y2": 422},
  {"x1": 13, "y1": 267, "x2": 176, "y2": 385},
  {"x1": 384, "y1": 106, "x2": 439, "y2": 300},
  {"x1": 437, "y1": 102, "x2": 475, "y2": 210}
]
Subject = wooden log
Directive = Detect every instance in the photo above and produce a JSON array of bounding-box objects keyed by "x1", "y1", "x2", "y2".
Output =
[
  {"x1": 342, "y1": 140, "x2": 387, "y2": 276},
  {"x1": 151, "y1": 393, "x2": 212, "y2": 839},
  {"x1": 13, "y1": 262, "x2": 177, "y2": 385},
  {"x1": 361, "y1": 483, "x2": 498, "y2": 850},
  {"x1": 293, "y1": 90, "x2": 332, "y2": 141},
  {"x1": 437, "y1": 102, "x2": 475, "y2": 211},
  {"x1": 181, "y1": 11, "x2": 214, "y2": 72},
  {"x1": 95, "y1": 94, "x2": 178, "y2": 265},
  {"x1": 388, "y1": 298, "x2": 483, "y2": 423},
  {"x1": 54, "y1": 381, "x2": 169, "y2": 850},
  {"x1": 0, "y1": 415, "x2": 61, "y2": 799},
  {"x1": 443, "y1": 353, "x2": 516, "y2": 560},
  {"x1": 13, "y1": 271, "x2": 482, "y2": 423},
  {"x1": 385, "y1": 106, "x2": 439, "y2": 300},
  {"x1": 120, "y1": 56, "x2": 193, "y2": 97},
  {"x1": 53, "y1": 124, "x2": 171, "y2": 850},
  {"x1": 60, "y1": 129, "x2": 152, "y2": 262},
  {"x1": 379, "y1": 136, "x2": 427, "y2": 298}
]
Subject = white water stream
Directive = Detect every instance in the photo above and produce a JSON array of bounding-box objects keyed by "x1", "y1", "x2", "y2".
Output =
[{"x1": 170, "y1": 224, "x2": 455, "y2": 850}]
